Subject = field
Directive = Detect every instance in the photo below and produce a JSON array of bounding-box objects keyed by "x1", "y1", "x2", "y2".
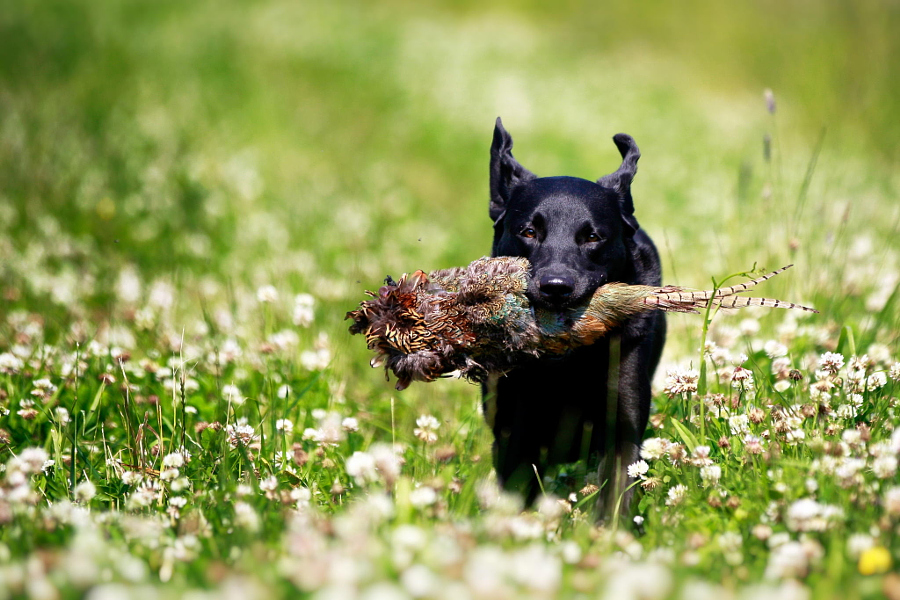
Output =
[{"x1": 1, "y1": 1, "x2": 900, "y2": 598}]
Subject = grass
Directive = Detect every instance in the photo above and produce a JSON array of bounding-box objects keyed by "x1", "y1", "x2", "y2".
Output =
[{"x1": 1, "y1": 0, "x2": 899, "y2": 598}]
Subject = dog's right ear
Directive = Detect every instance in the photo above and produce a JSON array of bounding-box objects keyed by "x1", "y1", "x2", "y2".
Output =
[
  {"x1": 490, "y1": 117, "x2": 536, "y2": 223},
  {"x1": 597, "y1": 133, "x2": 641, "y2": 235}
]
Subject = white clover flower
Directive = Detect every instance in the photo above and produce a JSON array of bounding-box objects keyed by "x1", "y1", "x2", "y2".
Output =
[
  {"x1": 889, "y1": 362, "x2": 900, "y2": 382},
  {"x1": 764, "y1": 340, "x2": 789, "y2": 359},
  {"x1": 665, "y1": 484, "x2": 688, "y2": 506},
  {"x1": 222, "y1": 384, "x2": 244, "y2": 406},
  {"x1": 0, "y1": 352, "x2": 24, "y2": 373},
  {"x1": 818, "y1": 352, "x2": 845, "y2": 374},
  {"x1": 409, "y1": 486, "x2": 437, "y2": 507},
  {"x1": 773, "y1": 380, "x2": 791, "y2": 393},
  {"x1": 74, "y1": 480, "x2": 96, "y2": 503},
  {"x1": 16, "y1": 447, "x2": 50, "y2": 474},
  {"x1": 663, "y1": 368, "x2": 699, "y2": 397},
  {"x1": 835, "y1": 404, "x2": 857, "y2": 419},
  {"x1": 275, "y1": 419, "x2": 294, "y2": 435},
  {"x1": 764, "y1": 541, "x2": 809, "y2": 579},
  {"x1": 729, "y1": 414, "x2": 750, "y2": 436},
  {"x1": 256, "y1": 285, "x2": 278, "y2": 303},
  {"x1": 785, "y1": 498, "x2": 844, "y2": 532},
  {"x1": 872, "y1": 455, "x2": 898, "y2": 479},
  {"x1": 276, "y1": 384, "x2": 292, "y2": 399},
  {"x1": 847, "y1": 533, "x2": 875, "y2": 559},
  {"x1": 234, "y1": 501, "x2": 260, "y2": 531},
  {"x1": 640, "y1": 438, "x2": 669, "y2": 460},
  {"x1": 259, "y1": 476, "x2": 278, "y2": 493},
  {"x1": 627, "y1": 460, "x2": 649, "y2": 479},
  {"x1": 226, "y1": 423, "x2": 257, "y2": 448},
  {"x1": 341, "y1": 417, "x2": 359, "y2": 432},
  {"x1": 160, "y1": 468, "x2": 179, "y2": 481},
  {"x1": 292, "y1": 294, "x2": 315, "y2": 327},
  {"x1": 700, "y1": 465, "x2": 722, "y2": 486},
  {"x1": 884, "y1": 487, "x2": 900, "y2": 516},
  {"x1": 346, "y1": 451, "x2": 378, "y2": 486},
  {"x1": 269, "y1": 330, "x2": 299, "y2": 351},
  {"x1": 370, "y1": 443, "x2": 403, "y2": 486},
  {"x1": 162, "y1": 453, "x2": 185, "y2": 469},
  {"x1": 300, "y1": 348, "x2": 331, "y2": 371},
  {"x1": 301, "y1": 427, "x2": 321, "y2": 442},
  {"x1": 866, "y1": 371, "x2": 887, "y2": 391},
  {"x1": 414, "y1": 415, "x2": 440, "y2": 444},
  {"x1": 731, "y1": 367, "x2": 755, "y2": 391}
]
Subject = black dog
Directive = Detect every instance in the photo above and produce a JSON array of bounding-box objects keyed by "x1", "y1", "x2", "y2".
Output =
[{"x1": 483, "y1": 117, "x2": 666, "y2": 518}]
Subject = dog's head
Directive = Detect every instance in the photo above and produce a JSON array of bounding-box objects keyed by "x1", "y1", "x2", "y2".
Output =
[{"x1": 489, "y1": 117, "x2": 643, "y2": 310}]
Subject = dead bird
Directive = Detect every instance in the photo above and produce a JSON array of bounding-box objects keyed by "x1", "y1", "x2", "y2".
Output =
[{"x1": 346, "y1": 257, "x2": 816, "y2": 390}]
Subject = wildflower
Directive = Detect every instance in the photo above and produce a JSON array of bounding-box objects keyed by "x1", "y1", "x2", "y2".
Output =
[
  {"x1": 728, "y1": 414, "x2": 750, "y2": 436},
  {"x1": 409, "y1": 486, "x2": 437, "y2": 507},
  {"x1": 858, "y1": 547, "x2": 892, "y2": 576},
  {"x1": 883, "y1": 487, "x2": 900, "y2": 516},
  {"x1": 700, "y1": 465, "x2": 722, "y2": 486},
  {"x1": 873, "y1": 455, "x2": 898, "y2": 479},
  {"x1": 818, "y1": 352, "x2": 845, "y2": 374},
  {"x1": 275, "y1": 419, "x2": 294, "y2": 435},
  {"x1": 785, "y1": 498, "x2": 844, "y2": 532},
  {"x1": 866, "y1": 371, "x2": 887, "y2": 391},
  {"x1": 765, "y1": 341, "x2": 789, "y2": 359},
  {"x1": 627, "y1": 460, "x2": 649, "y2": 479},
  {"x1": 835, "y1": 404, "x2": 857, "y2": 419},
  {"x1": 74, "y1": 480, "x2": 96, "y2": 503},
  {"x1": 300, "y1": 348, "x2": 331, "y2": 370},
  {"x1": 665, "y1": 484, "x2": 688, "y2": 506},
  {"x1": 731, "y1": 367, "x2": 755, "y2": 391},
  {"x1": 773, "y1": 380, "x2": 791, "y2": 393},
  {"x1": 276, "y1": 385, "x2": 291, "y2": 399},
  {"x1": 292, "y1": 294, "x2": 315, "y2": 327},
  {"x1": 663, "y1": 368, "x2": 699, "y2": 397},
  {"x1": 16, "y1": 447, "x2": 50, "y2": 474},
  {"x1": 162, "y1": 453, "x2": 185, "y2": 469},
  {"x1": 847, "y1": 533, "x2": 875, "y2": 558},
  {"x1": 691, "y1": 445, "x2": 712, "y2": 466},
  {"x1": 640, "y1": 438, "x2": 669, "y2": 460},
  {"x1": 849, "y1": 354, "x2": 872, "y2": 372},
  {"x1": 414, "y1": 414, "x2": 440, "y2": 444},
  {"x1": 341, "y1": 417, "x2": 359, "y2": 432},
  {"x1": 234, "y1": 501, "x2": 260, "y2": 531},
  {"x1": 345, "y1": 451, "x2": 378, "y2": 486},
  {"x1": 889, "y1": 362, "x2": 900, "y2": 382},
  {"x1": 371, "y1": 443, "x2": 404, "y2": 485},
  {"x1": 256, "y1": 285, "x2": 278, "y2": 303},
  {"x1": 222, "y1": 384, "x2": 244, "y2": 406},
  {"x1": 765, "y1": 541, "x2": 810, "y2": 579},
  {"x1": 0, "y1": 352, "x2": 24, "y2": 374},
  {"x1": 226, "y1": 423, "x2": 257, "y2": 448}
]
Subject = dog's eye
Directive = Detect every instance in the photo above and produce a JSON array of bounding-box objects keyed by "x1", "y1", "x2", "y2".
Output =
[
  {"x1": 586, "y1": 232, "x2": 605, "y2": 243},
  {"x1": 520, "y1": 227, "x2": 537, "y2": 239}
]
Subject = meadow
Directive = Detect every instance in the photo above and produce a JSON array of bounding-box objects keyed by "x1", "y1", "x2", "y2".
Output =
[{"x1": 1, "y1": 1, "x2": 899, "y2": 598}]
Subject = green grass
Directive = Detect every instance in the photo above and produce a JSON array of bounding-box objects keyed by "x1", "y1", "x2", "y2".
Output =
[{"x1": 1, "y1": 0, "x2": 899, "y2": 598}]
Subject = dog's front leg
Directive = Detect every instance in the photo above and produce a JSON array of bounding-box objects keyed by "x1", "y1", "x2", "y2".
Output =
[{"x1": 595, "y1": 331, "x2": 652, "y2": 522}]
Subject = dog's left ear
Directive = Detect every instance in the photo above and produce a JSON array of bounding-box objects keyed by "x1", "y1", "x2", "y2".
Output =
[
  {"x1": 597, "y1": 134, "x2": 641, "y2": 235},
  {"x1": 490, "y1": 117, "x2": 537, "y2": 224}
]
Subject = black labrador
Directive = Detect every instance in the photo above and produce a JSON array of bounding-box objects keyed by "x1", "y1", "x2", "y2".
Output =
[{"x1": 483, "y1": 117, "x2": 666, "y2": 518}]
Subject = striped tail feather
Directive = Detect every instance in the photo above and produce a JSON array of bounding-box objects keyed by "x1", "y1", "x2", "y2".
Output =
[
  {"x1": 712, "y1": 264, "x2": 795, "y2": 298},
  {"x1": 715, "y1": 295, "x2": 819, "y2": 313},
  {"x1": 639, "y1": 265, "x2": 818, "y2": 314}
]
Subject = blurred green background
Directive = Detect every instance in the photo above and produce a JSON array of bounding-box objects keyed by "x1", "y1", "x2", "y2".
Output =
[{"x1": 1, "y1": 0, "x2": 899, "y2": 364}]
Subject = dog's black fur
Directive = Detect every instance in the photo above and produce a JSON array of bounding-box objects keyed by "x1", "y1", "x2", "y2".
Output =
[{"x1": 483, "y1": 117, "x2": 666, "y2": 518}]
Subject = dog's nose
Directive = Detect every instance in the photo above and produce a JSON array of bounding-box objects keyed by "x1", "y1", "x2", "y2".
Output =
[{"x1": 538, "y1": 275, "x2": 575, "y2": 299}]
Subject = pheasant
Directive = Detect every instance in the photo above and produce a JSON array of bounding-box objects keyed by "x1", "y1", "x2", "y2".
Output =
[{"x1": 347, "y1": 257, "x2": 817, "y2": 390}]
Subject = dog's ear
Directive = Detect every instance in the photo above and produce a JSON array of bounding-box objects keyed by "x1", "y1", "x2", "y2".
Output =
[
  {"x1": 490, "y1": 117, "x2": 536, "y2": 223},
  {"x1": 597, "y1": 133, "x2": 641, "y2": 235}
]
